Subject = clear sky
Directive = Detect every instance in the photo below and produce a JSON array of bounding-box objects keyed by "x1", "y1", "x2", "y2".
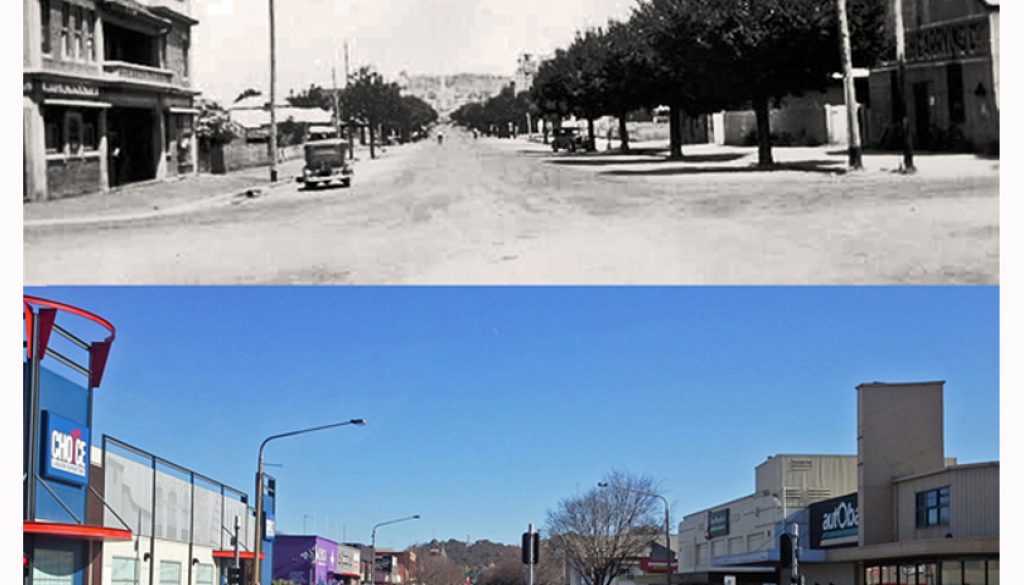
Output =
[
  {"x1": 192, "y1": 0, "x2": 637, "y2": 103},
  {"x1": 21, "y1": 286, "x2": 999, "y2": 549}
]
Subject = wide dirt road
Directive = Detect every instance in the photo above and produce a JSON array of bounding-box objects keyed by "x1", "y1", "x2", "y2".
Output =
[{"x1": 24, "y1": 129, "x2": 998, "y2": 284}]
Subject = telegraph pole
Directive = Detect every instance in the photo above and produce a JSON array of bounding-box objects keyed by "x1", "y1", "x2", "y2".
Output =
[
  {"x1": 267, "y1": 0, "x2": 278, "y2": 182},
  {"x1": 332, "y1": 64, "x2": 341, "y2": 139},
  {"x1": 345, "y1": 40, "x2": 354, "y2": 160},
  {"x1": 893, "y1": 0, "x2": 915, "y2": 172},
  {"x1": 837, "y1": 0, "x2": 862, "y2": 169}
]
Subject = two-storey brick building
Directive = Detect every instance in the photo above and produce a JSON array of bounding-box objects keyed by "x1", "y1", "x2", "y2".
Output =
[{"x1": 23, "y1": 0, "x2": 199, "y2": 201}]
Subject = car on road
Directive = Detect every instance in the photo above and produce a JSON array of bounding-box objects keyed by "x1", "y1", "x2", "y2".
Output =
[
  {"x1": 298, "y1": 139, "x2": 353, "y2": 189},
  {"x1": 551, "y1": 127, "x2": 586, "y2": 152}
]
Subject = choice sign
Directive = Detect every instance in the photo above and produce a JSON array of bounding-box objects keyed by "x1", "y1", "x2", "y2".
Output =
[
  {"x1": 809, "y1": 493, "x2": 858, "y2": 548},
  {"x1": 42, "y1": 411, "x2": 90, "y2": 486}
]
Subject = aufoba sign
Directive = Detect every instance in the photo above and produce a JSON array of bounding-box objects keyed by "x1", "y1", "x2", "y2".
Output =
[
  {"x1": 42, "y1": 411, "x2": 90, "y2": 486},
  {"x1": 809, "y1": 493, "x2": 858, "y2": 548}
]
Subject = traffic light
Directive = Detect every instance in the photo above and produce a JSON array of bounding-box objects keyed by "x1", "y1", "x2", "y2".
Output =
[
  {"x1": 779, "y1": 533, "x2": 793, "y2": 568},
  {"x1": 521, "y1": 531, "x2": 540, "y2": 565},
  {"x1": 227, "y1": 566, "x2": 244, "y2": 585}
]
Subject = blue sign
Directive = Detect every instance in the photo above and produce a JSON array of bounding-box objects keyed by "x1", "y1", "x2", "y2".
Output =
[{"x1": 42, "y1": 411, "x2": 90, "y2": 486}]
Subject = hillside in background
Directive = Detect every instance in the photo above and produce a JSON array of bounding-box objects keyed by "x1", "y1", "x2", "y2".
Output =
[
  {"x1": 411, "y1": 538, "x2": 519, "y2": 569},
  {"x1": 398, "y1": 73, "x2": 513, "y2": 116}
]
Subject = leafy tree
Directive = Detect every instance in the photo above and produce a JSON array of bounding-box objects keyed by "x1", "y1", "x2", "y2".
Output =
[
  {"x1": 195, "y1": 98, "x2": 238, "y2": 146},
  {"x1": 600, "y1": 19, "x2": 660, "y2": 152},
  {"x1": 342, "y1": 67, "x2": 403, "y2": 158},
  {"x1": 287, "y1": 84, "x2": 334, "y2": 110},
  {"x1": 546, "y1": 471, "x2": 660, "y2": 585}
]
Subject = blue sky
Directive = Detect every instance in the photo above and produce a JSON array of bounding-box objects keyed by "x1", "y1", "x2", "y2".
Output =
[{"x1": 21, "y1": 286, "x2": 999, "y2": 549}]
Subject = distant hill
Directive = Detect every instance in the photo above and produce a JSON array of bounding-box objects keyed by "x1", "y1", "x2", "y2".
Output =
[
  {"x1": 397, "y1": 73, "x2": 513, "y2": 116},
  {"x1": 411, "y1": 539, "x2": 519, "y2": 569}
]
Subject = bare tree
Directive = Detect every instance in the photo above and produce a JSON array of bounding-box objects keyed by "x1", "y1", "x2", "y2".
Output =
[
  {"x1": 534, "y1": 540, "x2": 566, "y2": 585},
  {"x1": 545, "y1": 471, "x2": 660, "y2": 585},
  {"x1": 414, "y1": 547, "x2": 467, "y2": 585}
]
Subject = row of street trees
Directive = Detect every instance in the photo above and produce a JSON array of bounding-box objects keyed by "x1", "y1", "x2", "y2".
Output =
[
  {"x1": 288, "y1": 66, "x2": 439, "y2": 159},
  {"x1": 450, "y1": 85, "x2": 536, "y2": 138},
  {"x1": 531, "y1": 0, "x2": 889, "y2": 165}
]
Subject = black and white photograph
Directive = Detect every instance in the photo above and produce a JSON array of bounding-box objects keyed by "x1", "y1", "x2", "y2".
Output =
[{"x1": 20, "y1": 0, "x2": 1000, "y2": 284}]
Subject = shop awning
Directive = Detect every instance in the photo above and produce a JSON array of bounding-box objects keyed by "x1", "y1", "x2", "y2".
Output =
[
  {"x1": 211, "y1": 551, "x2": 266, "y2": 560},
  {"x1": 44, "y1": 99, "x2": 112, "y2": 109},
  {"x1": 168, "y1": 107, "x2": 200, "y2": 114},
  {"x1": 24, "y1": 521, "x2": 132, "y2": 541}
]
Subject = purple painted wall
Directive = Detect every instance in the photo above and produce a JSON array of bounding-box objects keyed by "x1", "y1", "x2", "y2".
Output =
[{"x1": 273, "y1": 535, "x2": 341, "y2": 585}]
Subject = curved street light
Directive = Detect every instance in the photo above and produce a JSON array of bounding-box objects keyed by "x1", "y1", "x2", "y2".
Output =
[
  {"x1": 369, "y1": 515, "x2": 421, "y2": 585},
  {"x1": 598, "y1": 482, "x2": 673, "y2": 585},
  {"x1": 252, "y1": 419, "x2": 367, "y2": 585}
]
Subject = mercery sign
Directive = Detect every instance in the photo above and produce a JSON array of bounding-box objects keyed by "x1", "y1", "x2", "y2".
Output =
[
  {"x1": 42, "y1": 411, "x2": 90, "y2": 486},
  {"x1": 809, "y1": 493, "x2": 858, "y2": 548}
]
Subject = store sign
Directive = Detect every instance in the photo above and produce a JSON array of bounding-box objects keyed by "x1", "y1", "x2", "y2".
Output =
[
  {"x1": 640, "y1": 559, "x2": 678, "y2": 573},
  {"x1": 42, "y1": 82, "x2": 100, "y2": 97},
  {"x1": 42, "y1": 411, "x2": 90, "y2": 486},
  {"x1": 906, "y1": 16, "x2": 990, "y2": 63},
  {"x1": 707, "y1": 509, "x2": 729, "y2": 538},
  {"x1": 809, "y1": 493, "x2": 858, "y2": 548}
]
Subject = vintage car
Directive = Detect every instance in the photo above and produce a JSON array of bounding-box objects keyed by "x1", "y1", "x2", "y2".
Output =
[
  {"x1": 299, "y1": 139, "x2": 352, "y2": 189},
  {"x1": 551, "y1": 127, "x2": 586, "y2": 152}
]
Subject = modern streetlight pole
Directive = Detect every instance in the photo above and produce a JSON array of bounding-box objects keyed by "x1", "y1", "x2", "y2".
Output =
[
  {"x1": 251, "y1": 419, "x2": 367, "y2": 585},
  {"x1": 598, "y1": 483, "x2": 673, "y2": 585},
  {"x1": 370, "y1": 515, "x2": 421, "y2": 585}
]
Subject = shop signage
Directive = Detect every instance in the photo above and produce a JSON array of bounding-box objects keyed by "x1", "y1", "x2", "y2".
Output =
[
  {"x1": 809, "y1": 493, "x2": 858, "y2": 548},
  {"x1": 42, "y1": 82, "x2": 100, "y2": 97},
  {"x1": 41, "y1": 411, "x2": 90, "y2": 486},
  {"x1": 906, "y1": 16, "x2": 990, "y2": 64},
  {"x1": 707, "y1": 509, "x2": 729, "y2": 538},
  {"x1": 640, "y1": 559, "x2": 678, "y2": 573}
]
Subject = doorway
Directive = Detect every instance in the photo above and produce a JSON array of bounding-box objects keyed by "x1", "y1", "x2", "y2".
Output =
[
  {"x1": 912, "y1": 82, "x2": 933, "y2": 150},
  {"x1": 107, "y1": 107, "x2": 155, "y2": 188}
]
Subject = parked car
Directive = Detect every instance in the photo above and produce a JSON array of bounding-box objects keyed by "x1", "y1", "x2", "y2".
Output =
[
  {"x1": 298, "y1": 139, "x2": 352, "y2": 189},
  {"x1": 551, "y1": 127, "x2": 585, "y2": 152}
]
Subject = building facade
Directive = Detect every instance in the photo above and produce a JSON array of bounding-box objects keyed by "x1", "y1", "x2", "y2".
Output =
[
  {"x1": 673, "y1": 381, "x2": 999, "y2": 585},
  {"x1": 865, "y1": 0, "x2": 999, "y2": 152},
  {"x1": 23, "y1": 0, "x2": 200, "y2": 201}
]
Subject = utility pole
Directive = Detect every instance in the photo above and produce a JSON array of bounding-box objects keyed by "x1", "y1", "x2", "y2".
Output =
[
  {"x1": 893, "y1": 0, "x2": 915, "y2": 172},
  {"x1": 528, "y1": 524, "x2": 535, "y2": 585},
  {"x1": 837, "y1": 0, "x2": 862, "y2": 169},
  {"x1": 267, "y1": 0, "x2": 278, "y2": 182},
  {"x1": 345, "y1": 40, "x2": 354, "y2": 160},
  {"x1": 332, "y1": 63, "x2": 342, "y2": 139}
]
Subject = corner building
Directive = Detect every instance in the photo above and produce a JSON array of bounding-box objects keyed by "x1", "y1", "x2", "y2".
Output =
[
  {"x1": 675, "y1": 381, "x2": 998, "y2": 585},
  {"x1": 23, "y1": 0, "x2": 199, "y2": 201}
]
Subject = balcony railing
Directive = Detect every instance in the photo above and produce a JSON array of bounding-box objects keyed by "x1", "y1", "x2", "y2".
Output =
[{"x1": 103, "y1": 61, "x2": 174, "y2": 85}]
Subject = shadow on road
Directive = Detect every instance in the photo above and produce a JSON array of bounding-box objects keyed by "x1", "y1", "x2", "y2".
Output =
[
  {"x1": 546, "y1": 153, "x2": 748, "y2": 167},
  {"x1": 602, "y1": 159, "x2": 848, "y2": 177}
]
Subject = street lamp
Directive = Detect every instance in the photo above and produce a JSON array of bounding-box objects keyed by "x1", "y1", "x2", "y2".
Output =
[
  {"x1": 252, "y1": 419, "x2": 367, "y2": 585},
  {"x1": 598, "y1": 482, "x2": 673, "y2": 585},
  {"x1": 370, "y1": 515, "x2": 421, "y2": 585}
]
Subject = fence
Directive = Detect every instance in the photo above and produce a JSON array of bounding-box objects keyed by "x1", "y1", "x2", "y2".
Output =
[{"x1": 199, "y1": 143, "x2": 304, "y2": 174}]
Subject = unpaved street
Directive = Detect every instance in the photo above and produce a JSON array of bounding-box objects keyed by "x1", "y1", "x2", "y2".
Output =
[{"x1": 24, "y1": 129, "x2": 998, "y2": 284}]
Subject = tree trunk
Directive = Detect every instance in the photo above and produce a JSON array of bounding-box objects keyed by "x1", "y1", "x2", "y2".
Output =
[
  {"x1": 668, "y1": 103, "x2": 683, "y2": 159},
  {"x1": 753, "y1": 96, "x2": 774, "y2": 166},
  {"x1": 586, "y1": 117, "x2": 595, "y2": 151},
  {"x1": 618, "y1": 113, "x2": 630, "y2": 152},
  {"x1": 369, "y1": 123, "x2": 376, "y2": 159}
]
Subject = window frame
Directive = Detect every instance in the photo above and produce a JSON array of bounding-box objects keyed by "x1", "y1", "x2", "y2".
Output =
[
  {"x1": 111, "y1": 556, "x2": 140, "y2": 585},
  {"x1": 60, "y1": 2, "x2": 70, "y2": 59},
  {"x1": 40, "y1": 0, "x2": 52, "y2": 55},
  {"x1": 159, "y1": 560, "x2": 182, "y2": 585},
  {"x1": 916, "y1": 486, "x2": 951, "y2": 528}
]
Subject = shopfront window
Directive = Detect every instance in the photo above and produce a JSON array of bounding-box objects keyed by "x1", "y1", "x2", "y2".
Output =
[
  {"x1": 962, "y1": 561, "x2": 985, "y2": 585},
  {"x1": 112, "y1": 557, "x2": 139, "y2": 585},
  {"x1": 196, "y1": 564, "x2": 214, "y2": 585},
  {"x1": 159, "y1": 561, "x2": 181, "y2": 585},
  {"x1": 33, "y1": 549, "x2": 74, "y2": 585},
  {"x1": 44, "y1": 114, "x2": 61, "y2": 154},
  {"x1": 941, "y1": 561, "x2": 962, "y2": 585},
  {"x1": 947, "y1": 63, "x2": 965, "y2": 124},
  {"x1": 916, "y1": 486, "x2": 950, "y2": 527},
  {"x1": 916, "y1": 563, "x2": 936, "y2": 585},
  {"x1": 882, "y1": 565, "x2": 897, "y2": 585},
  {"x1": 865, "y1": 566, "x2": 881, "y2": 585},
  {"x1": 988, "y1": 560, "x2": 998, "y2": 585},
  {"x1": 898, "y1": 565, "x2": 915, "y2": 584}
]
